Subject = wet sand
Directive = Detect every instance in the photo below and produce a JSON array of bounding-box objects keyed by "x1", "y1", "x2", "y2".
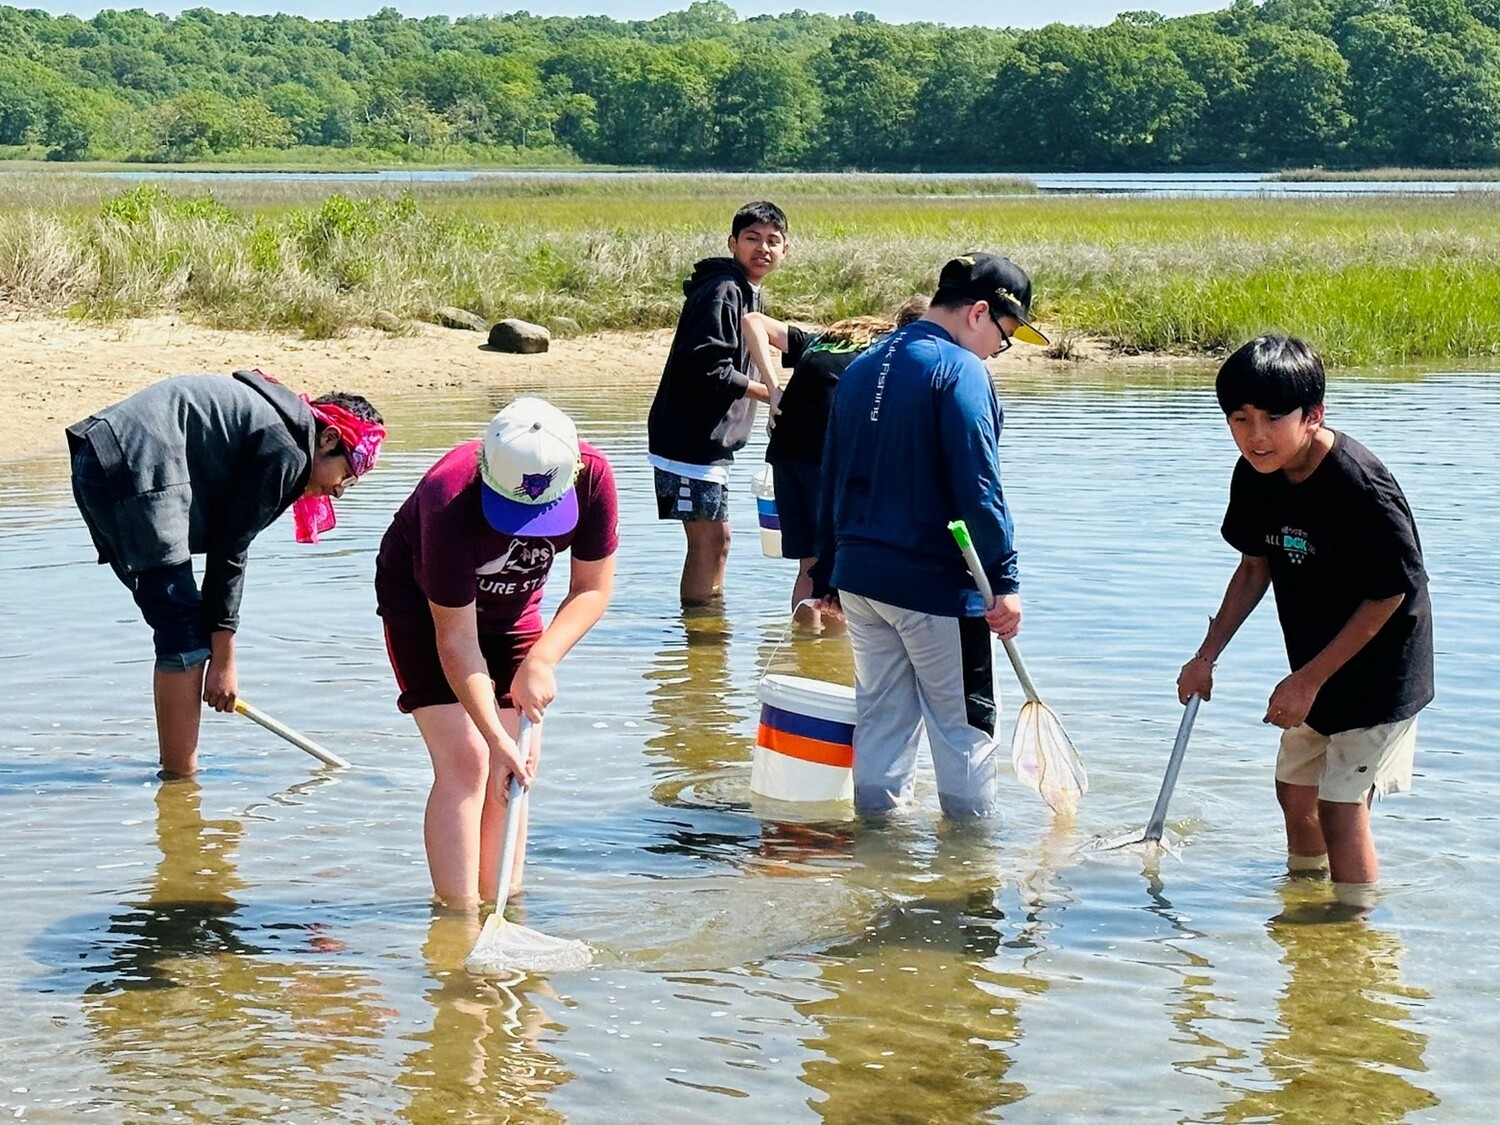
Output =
[{"x1": 0, "y1": 313, "x2": 1166, "y2": 462}]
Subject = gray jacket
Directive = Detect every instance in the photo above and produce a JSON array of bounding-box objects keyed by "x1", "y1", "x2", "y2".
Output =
[{"x1": 66, "y1": 370, "x2": 317, "y2": 633}]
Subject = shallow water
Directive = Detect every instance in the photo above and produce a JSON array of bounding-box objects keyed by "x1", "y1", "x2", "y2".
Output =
[
  {"x1": 2, "y1": 369, "x2": 1497, "y2": 1121},
  {"x1": 78, "y1": 168, "x2": 1500, "y2": 197}
]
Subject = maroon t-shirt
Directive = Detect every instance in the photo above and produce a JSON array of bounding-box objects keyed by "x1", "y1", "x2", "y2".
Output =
[{"x1": 375, "y1": 440, "x2": 619, "y2": 634}]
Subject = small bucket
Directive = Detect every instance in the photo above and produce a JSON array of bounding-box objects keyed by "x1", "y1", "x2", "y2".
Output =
[
  {"x1": 751, "y1": 464, "x2": 781, "y2": 558},
  {"x1": 752, "y1": 674, "x2": 855, "y2": 802}
]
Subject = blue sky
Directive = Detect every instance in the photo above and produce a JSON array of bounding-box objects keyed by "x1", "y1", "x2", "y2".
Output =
[{"x1": 23, "y1": 1, "x2": 1227, "y2": 31}]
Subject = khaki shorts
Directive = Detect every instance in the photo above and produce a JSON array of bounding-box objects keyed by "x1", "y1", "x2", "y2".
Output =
[{"x1": 1275, "y1": 716, "x2": 1419, "y2": 803}]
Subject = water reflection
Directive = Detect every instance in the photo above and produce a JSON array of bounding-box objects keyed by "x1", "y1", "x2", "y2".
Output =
[
  {"x1": 4, "y1": 372, "x2": 1497, "y2": 1118},
  {"x1": 80, "y1": 781, "x2": 391, "y2": 1115},
  {"x1": 1147, "y1": 873, "x2": 1250, "y2": 1090},
  {"x1": 642, "y1": 609, "x2": 754, "y2": 809},
  {"x1": 796, "y1": 822, "x2": 1048, "y2": 1120},
  {"x1": 396, "y1": 914, "x2": 574, "y2": 1123},
  {"x1": 1210, "y1": 887, "x2": 1437, "y2": 1122},
  {"x1": 82, "y1": 782, "x2": 262, "y2": 985},
  {"x1": 756, "y1": 622, "x2": 856, "y2": 688}
]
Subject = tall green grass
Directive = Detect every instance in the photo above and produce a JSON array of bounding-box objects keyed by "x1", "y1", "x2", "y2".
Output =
[
  {"x1": 1, "y1": 173, "x2": 1497, "y2": 364},
  {"x1": 1274, "y1": 167, "x2": 1500, "y2": 182}
]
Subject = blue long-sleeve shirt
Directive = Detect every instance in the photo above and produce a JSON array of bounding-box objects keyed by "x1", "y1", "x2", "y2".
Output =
[{"x1": 814, "y1": 320, "x2": 1018, "y2": 617}]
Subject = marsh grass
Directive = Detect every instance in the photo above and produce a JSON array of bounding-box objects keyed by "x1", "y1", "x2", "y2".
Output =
[
  {"x1": 2, "y1": 173, "x2": 1499, "y2": 363},
  {"x1": 1275, "y1": 167, "x2": 1500, "y2": 182}
]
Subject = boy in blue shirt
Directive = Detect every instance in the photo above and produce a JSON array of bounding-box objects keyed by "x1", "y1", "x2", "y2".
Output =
[
  {"x1": 814, "y1": 252, "x2": 1049, "y2": 817},
  {"x1": 647, "y1": 201, "x2": 788, "y2": 606},
  {"x1": 1178, "y1": 334, "x2": 1434, "y2": 908}
]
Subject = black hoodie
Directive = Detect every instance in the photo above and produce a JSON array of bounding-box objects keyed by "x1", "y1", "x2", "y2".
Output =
[{"x1": 647, "y1": 256, "x2": 764, "y2": 467}]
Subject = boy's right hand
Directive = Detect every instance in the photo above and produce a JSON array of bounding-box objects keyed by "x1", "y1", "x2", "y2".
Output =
[
  {"x1": 985, "y1": 593, "x2": 1022, "y2": 640},
  {"x1": 202, "y1": 644, "x2": 239, "y2": 713},
  {"x1": 1177, "y1": 656, "x2": 1215, "y2": 703}
]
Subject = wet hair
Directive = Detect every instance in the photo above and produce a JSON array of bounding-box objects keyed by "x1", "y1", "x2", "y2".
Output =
[
  {"x1": 820, "y1": 315, "x2": 895, "y2": 348},
  {"x1": 892, "y1": 295, "x2": 929, "y2": 327},
  {"x1": 1214, "y1": 334, "x2": 1324, "y2": 417},
  {"x1": 310, "y1": 392, "x2": 383, "y2": 452},
  {"x1": 732, "y1": 200, "x2": 788, "y2": 238}
]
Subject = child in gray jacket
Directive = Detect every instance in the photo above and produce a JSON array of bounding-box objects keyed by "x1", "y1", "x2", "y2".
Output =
[{"x1": 67, "y1": 369, "x2": 384, "y2": 777}]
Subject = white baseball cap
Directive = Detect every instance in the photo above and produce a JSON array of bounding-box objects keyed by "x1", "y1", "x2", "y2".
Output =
[{"x1": 478, "y1": 397, "x2": 581, "y2": 536}]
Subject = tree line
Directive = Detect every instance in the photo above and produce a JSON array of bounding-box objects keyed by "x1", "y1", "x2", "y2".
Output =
[{"x1": 2, "y1": 0, "x2": 1499, "y2": 169}]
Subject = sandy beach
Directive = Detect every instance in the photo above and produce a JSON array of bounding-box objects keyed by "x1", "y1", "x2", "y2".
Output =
[
  {"x1": 0, "y1": 316, "x2": 678, "y2": 462},
  {"x1": 0, "y1": 314, "x2": 1164, "y2": 462}
]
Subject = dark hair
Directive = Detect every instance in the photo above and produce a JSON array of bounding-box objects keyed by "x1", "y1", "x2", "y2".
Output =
[
  {"x1": 732, "y1": 201, "x2": 788, "y2": 238},
  {"x1": 310, "y1": 392, "x2": 383, "y2": 452},
  {"x1": 1215, "y1": 334, "x2": 1324, "y2": 417},
  {"x1": 928, "y1": 289, "x2": 975, "y2": 313},
  {"x1": 312, "y1": 392, "x2": 382, "y2": 423}
]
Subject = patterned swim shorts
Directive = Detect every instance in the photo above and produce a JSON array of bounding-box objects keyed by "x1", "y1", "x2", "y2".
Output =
[{"x1": 654, "y1": 468, "x2": 729, "y2": 522}]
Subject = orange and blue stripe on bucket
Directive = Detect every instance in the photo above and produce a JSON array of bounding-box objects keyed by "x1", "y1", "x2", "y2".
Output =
[{"x1": 757, "y1": 703, "x2": 854, "y2": 769}]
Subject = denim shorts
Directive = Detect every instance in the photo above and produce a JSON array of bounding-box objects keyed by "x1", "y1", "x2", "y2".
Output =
[
  {"x1": 654, "y1": 468, "x2": 729, "y2": 522},
  {"x1": 71, "y1": 443, "x2": 210, "y2": 672},
  {"x1": 127, "y1": 561, "x2": 212, "y2": 672}
]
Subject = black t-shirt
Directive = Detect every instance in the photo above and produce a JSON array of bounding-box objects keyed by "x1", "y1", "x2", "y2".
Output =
[
  {"x1": 765, "y1": 326, "x2": 873, "y2": 465},
  {"x1": 1221, "y1": 431, "x2": 1434, "y2": 735}
]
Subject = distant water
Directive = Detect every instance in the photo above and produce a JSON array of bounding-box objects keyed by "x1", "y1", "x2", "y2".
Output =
[
  {"x1": 2, "y1": 368, "x2": 1497, "y2": 1120},
  {"x1": 83, "y1": 168, "x2": 1500, "y2": 197}
]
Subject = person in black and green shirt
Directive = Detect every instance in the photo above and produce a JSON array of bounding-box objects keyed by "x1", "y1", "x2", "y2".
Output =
[
  {"x1": 1178, "y1": 333, "x2": 1434, "y2": 910},
  {"x1": 745, "y1": 297, "x2": 926, "y2": 631}
]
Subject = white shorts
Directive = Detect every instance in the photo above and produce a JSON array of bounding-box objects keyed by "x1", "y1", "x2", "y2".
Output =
[{"x1": 1274, "y1": 716, "x2": 1419, "y2": 803}]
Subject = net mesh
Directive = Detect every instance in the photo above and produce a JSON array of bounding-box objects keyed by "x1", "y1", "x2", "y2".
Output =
[
  {"x1": 465, "y1": 917, "x2": 592, "y2": 976},
  {"x1": 1011, "y1": 701, "x2": 1088, "y2": 817}
]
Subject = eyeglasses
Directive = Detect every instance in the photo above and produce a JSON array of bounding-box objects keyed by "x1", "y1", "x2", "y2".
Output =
[{"x1": 988, "y1": 308, "x2": 1013, "y2": 354}]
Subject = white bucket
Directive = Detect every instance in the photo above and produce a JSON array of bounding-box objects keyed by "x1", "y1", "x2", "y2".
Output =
[
  {"x1": 752, "y1": 674, "x2": 855, "y2": 803},
  {"x1": 751, "y1": 463, "x2": 781, "y2": 558}
]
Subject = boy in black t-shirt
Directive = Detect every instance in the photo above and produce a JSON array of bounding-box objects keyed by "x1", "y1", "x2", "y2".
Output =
[{"x1": 1178, "y1": 334, "x2": 1434, "y2": 909}]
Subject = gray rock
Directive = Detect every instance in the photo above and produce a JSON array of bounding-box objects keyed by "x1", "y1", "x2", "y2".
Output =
[
  {"x1": 546, "y1": 315, "x2": 582, "y2": 338},
  {"x1": 371, "y1": 311, "x2": 402, "y2": 333},
  {"x1": 486, "y1": 318, "x2": 551, "y2": 354},
  {"x1": 435, "y1": 306, "x2": 487, "y2": 332}
]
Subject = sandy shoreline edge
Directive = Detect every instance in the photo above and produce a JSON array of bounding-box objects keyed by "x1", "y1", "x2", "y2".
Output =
[{"x1": 0, "y1": 314, "x2": 1186, "y2": 463}]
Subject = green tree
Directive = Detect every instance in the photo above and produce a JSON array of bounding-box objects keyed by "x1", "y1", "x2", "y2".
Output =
[
  {"x1": 713, "y1": 47, "x2": 822, "y2": 168},
  {"x1": 908, "y1": 30, "x2": 1010, "y2": 169},
  {"x1": 980, "y1": 22, "x2": 1205, "y2": 169},
  {"x1": 1341, "y1": 8, "x2": 1500, "y2": 165},
  {"x1": 1165, "y1": 16, "x2": 1252, "y2": 165},
  {"x1": 814, "y1": 26, "x2": 925, "y2": 168},
  {"x1": 1242, "y1": 26, "x2": 1352, "y2": 165}
]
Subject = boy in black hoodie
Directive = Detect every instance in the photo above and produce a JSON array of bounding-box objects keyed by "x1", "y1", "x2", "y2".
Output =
[{"x1": 647, "y1": 200, "x2": 789, "y2": 606}]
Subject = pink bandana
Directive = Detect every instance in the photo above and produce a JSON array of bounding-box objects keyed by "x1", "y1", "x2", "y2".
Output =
[{"x1": 291, "y1": 396, "x2": 387, "y2": 544}]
